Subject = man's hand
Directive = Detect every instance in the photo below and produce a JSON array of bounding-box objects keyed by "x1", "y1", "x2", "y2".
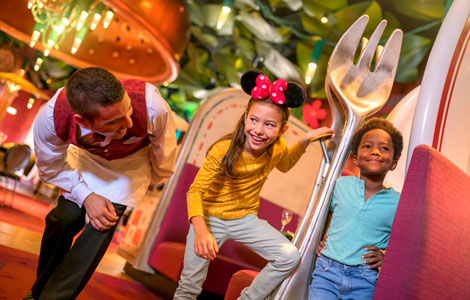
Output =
[
  {"x1": 316, "y1": 233, "x2": 328, "y2": 256},
  {"x1": 362, "y1": 245, "x2": 384, "y2": 269},
  {"x1": 191, "y1": 216, "x2": 219, "y2": 260},
  {"x1": 83, "y1": 193, "x2": 119, "y2": 231}
]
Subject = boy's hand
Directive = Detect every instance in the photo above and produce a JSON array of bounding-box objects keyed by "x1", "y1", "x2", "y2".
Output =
[
  {"x1": 191, "y1": 216, "x2": 219, "y2": 260},
  {"x1": 362, "y1": 245, "x2": 384, "y2": 269},
  {"x1": 299, "y1": 127, "x2": 334, "y2": 149},
  {"x1": 316, "y1": 233, "x2": 328, "y2": 256}
]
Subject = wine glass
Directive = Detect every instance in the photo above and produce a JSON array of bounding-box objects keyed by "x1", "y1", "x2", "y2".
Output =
[{"x1": 280, "y1": 209, "x2": 293, "y2": 232}]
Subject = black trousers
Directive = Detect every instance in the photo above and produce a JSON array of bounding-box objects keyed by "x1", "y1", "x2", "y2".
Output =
[{"x1": 31, "y1": 196, "x2": 126, "y2": 300}]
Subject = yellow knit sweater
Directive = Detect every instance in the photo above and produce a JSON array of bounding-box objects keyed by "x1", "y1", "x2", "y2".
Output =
[{"x1": 187, "y1": 137, "x2": 306, "y2": 220}]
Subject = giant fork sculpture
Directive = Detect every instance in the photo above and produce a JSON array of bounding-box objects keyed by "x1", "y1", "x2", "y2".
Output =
[{"x1": 270, "y1": 15, "x2": 403, "y2": 300}]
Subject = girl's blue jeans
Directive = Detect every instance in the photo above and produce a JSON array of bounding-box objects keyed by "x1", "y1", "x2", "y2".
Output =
[{"x1": 309, "y1": 255, "x2": 378, "y2": 300}]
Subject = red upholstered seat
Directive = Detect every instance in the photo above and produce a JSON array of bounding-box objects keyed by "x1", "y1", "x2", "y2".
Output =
[
  {"x1": 374, "y1": 145, "x2": 470, "y2": 299},
  {"x1": 224, "y1": 270, "x2": 259, "y2": 300},
  {"x1": 147, "y1": 163, "x2": 300, "y2": 296}
]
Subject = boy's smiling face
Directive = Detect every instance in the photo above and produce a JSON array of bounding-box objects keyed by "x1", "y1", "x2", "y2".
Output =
[{"x1": 353, "y1": 128, "x2": 397, "y2": 176}]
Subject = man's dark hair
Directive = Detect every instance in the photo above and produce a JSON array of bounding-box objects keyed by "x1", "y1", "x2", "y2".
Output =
[
  {"x1": 351, "y1": 118, "x2": 404, "y2": 161},
  {"x1": 65, "y1": 67, "x2": 124, "y2": 120}
]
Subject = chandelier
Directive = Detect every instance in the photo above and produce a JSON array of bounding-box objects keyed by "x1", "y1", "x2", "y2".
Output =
[
  {"x1": 28, "y1": 0, "x2": 114, "y2": 57},
  {"x1": 0, "y1": 0, "x2": 190, "y2": 83}
]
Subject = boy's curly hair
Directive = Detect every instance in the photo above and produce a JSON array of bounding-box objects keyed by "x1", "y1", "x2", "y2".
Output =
[{"x1": 351, "y1": 118, "x2": 404, "y2": 161}]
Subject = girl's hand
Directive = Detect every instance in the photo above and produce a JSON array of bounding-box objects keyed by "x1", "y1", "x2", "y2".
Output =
[
  {"x1": 362, "y1": 245, "x2": 384, "y2": 269},
  {"x1": 316, "y1": 233, "x2": 328, "y2": 256},
  {"x1": 299, "y1": 127, "x2": 334, "y2": 149},
  {"x1": 191, "y1": 216, "x2": 219, "y2": 260}
]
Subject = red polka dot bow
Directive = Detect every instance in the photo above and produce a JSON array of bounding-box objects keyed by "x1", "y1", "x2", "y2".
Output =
[{"x1": 250, "y1": 74, "x2": 288, "y2": 105}]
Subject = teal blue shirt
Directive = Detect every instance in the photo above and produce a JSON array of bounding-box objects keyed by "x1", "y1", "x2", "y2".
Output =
[{"x1": 321, "y1": 176, "x2": 400, "y2": 266}]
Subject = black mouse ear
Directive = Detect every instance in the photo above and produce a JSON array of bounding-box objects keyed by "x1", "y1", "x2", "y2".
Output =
[
  {"x1": 284, "y1": 82, "x2": 305, "y2": 108},
  {"x1": 241, "y1": 70, "x2": 263, "y2": 95}
]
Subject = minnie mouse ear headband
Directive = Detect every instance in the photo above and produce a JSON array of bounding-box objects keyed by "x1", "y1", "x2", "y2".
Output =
[{"x1": 240, "y1": 70, "x2": 305, "y2": 108}]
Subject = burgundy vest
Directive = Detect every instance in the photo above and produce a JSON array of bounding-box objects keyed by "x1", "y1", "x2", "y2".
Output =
[{"x1": 54, "y1": 79, "x2": 150, "y2": 160}]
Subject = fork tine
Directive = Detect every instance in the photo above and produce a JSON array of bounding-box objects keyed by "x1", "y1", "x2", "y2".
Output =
[
  {"x1": 329, "y1": 15, "x2": 369, "y2": 68},
  {"x1": 375, "y1": 29, "x2": 403, "y2": 74},
  {"x1": 358, "y1": 19, "x2": 387, "y2": 70}
]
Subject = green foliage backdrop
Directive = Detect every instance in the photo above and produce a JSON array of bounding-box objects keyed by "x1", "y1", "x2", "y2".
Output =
[
  {"x1": 165, "y1": 0, "x2": 446, "y2": 120},
  {"x1": 0, "y1": 0, "x2": 448, "y2": 123}
]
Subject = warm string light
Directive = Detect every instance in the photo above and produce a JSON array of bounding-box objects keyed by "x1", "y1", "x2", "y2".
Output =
[
  {"x1": 90, "y1": 2, "x2": 104, "y2": 31},
  {"x1": 33, "y1": 57, "x2": 43, "y2": 71},
  {"x1": 75, "y1": 11, "x2": 89, "y2": 31},
  {"x1": 6, "y1": 107, "x2": 17, "y2": 115},
  {"x1": 19, "y1": 58, "x2": 28, "y2": 77},
  {"x1": 6, "y1": 81, "x2": 21, "y2": 94},
  {"x1": 27, "y1": 96, "x2": 36, "y2": 109},
  {"x1": 216, "y1": 0, "x2": 233, "y2": 30},
  {"x1": 305, "y1": 63, "x2": 317, "y2": 85},
  {"x1": 27, "y1": 0, "x2": 115, "y2": 55},
  {"x1": 305, "y1": 38, "x2": 324, "y2": 85},
  {"x1": 102, "y1": 10, "x2": 114, "y2": 29}
]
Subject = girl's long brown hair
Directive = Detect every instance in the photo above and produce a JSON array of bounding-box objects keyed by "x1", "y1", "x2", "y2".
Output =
[{"x1": 208, "y1": 98, "x2": 290, "y2": 179}]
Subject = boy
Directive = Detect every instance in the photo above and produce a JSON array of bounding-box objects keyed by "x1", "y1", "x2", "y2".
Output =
[{"x1": 309, "y1": 118, "x2": 403, "y2": 300}]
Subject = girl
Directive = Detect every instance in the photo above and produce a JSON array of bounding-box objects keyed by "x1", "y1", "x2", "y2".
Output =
[{"x1": 174, "y1": 70, "x2": 333, "y2": 300}]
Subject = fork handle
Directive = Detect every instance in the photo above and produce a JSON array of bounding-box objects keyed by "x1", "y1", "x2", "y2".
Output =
[{"x1": 319, "y1": 140, "x2": 330, "y2": 164}]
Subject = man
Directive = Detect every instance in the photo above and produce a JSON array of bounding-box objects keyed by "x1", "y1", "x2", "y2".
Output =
[{"x1": 25, "y1": 67, "x2": 177, "y2": 300}]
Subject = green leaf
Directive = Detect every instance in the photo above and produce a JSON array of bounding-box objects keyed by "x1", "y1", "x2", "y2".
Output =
[
  {"x1": 255, "y1": 41, "x2": 302, "y2": 81},
  {"x1": 213, "y1": 54, "x2": 235, "y2": 82},
  {"x1": 388, "y1": 0, "x2": 446, "y2": 21},
  {"x1": 395, "y1": 68, "x2": 418, "y2": 83},
  {"x1": 291, "y1": 106, "x2": 304, "y2": 120},
  {"x1": 309, "y1": 54, "x2": 329, "y2": 98},
  {"x1": 395, "y1": 34, "x2": 432, "y2": 82},
  {"x1": 239, "y1": 10, "x2": 284, "y2": 43},
  {"x1": 48, "y1": 80, "x2": 67, "y2": 91},
  {"x1": 213, "y1": 48, "x2": 251, "y2": 86},
  {"x1": 186, "y1": 1, "x2": 204, "y2": 27},
  {"x1": 0, "y1": 32, "x2": 7, "y2": 44},
  {"x1": 169, "y1": 89, "x2": 187, "y2": 103},
  {"x1": 186, "y1": 43, "x2": 209, "y2": 74},
  {"x1": 236, "y1": 21, "x2": 254, "y2": 40},
  {"x1": 282, "y1": 0, "x2": 303, "y2": 11},
  {"x1": 296, "y1": 39, "x2": 316, "y2": 71},
  {"x1": 277, "y1": 27, "x2": 293, "y2": 43},
  {"x1": 268, "y1": 0, "x2": 288, "y2": 8},
  {"x1": 156, "y1": 86, "x2": 169, "y2": 98},
  {"x1": 382, "y1": 12, "x2": 401, "y2": 38},
  {"x1": 43, "y1": 57, "x2": 75, "y2": 79},
  {"x1": 303, "y1": 0, "x2": 348, "y2": 15},
  {"x1": 234, "y1": 36, "x2": 256, "y2": 61},
  {"x1": 334, "y1": 1, "x2": 383, "y2": 35},
  {"x1": 200, "y1": 4, "x2": 235, "y2": 35},
  {"x1": 300, "y1": 12, "x2": 328, "y2": 36},
  {"x1": 172, "y1": 69, "x2": 207, "y2": 92},
  {"x1": 234, "y1": 0, "x2": 258, "y2": 10},
  {"x1": 200, "y1": 4, "x2": 225, "y2": 28},
  {"x1": 190, "y1": 26, "x2": 218, "y2": 48}
]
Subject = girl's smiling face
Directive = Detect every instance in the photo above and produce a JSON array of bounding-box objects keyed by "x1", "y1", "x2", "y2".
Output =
[{"x1": 244, "y1": 102, "x2": 287, "y2": 157}]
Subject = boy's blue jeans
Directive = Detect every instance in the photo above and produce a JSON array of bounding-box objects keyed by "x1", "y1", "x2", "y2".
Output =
[{"x1": 309, "y1": 255, "x2": 378, "y2": 300}]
